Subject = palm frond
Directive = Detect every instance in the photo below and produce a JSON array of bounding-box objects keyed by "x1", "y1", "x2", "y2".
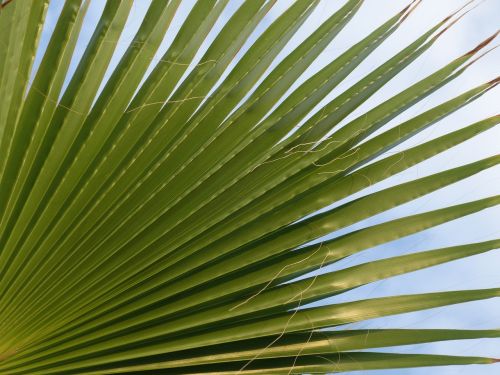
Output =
[{"x1": 0, "y1": 0, "x2": 498, "y2": 374}]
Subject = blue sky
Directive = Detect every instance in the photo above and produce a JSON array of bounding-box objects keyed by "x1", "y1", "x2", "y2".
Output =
[{"x1": 34, "y1": 1, "x2": 500, "y2": 374}]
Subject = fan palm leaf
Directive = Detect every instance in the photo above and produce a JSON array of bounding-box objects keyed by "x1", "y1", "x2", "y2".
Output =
[{"x1": 0, "y1": 0, "x2": 498, "y2": 374}]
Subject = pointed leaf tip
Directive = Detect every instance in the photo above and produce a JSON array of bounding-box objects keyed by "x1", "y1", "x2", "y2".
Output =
[
  {"x1": 434, "y1": 0, "x2": 487, "y2": 40},
  {"x1": 465, "y1": 31, "x2": 499, "y2": 56},
  {"x1": 400, "y1": 0, "x2": 422, "y2": 21},
  {"x1": 460, "y1": 43, "x2": 499, "y2": 73},
  {"x1": 440, "y1": 0, "x2": 475, "y2": 25},
  {"x1": 435, "y1": 9, "x2": 472, "y2": 39},
  {"x1": 488, "y1": 76, "x2": 500, "y2": 86}
]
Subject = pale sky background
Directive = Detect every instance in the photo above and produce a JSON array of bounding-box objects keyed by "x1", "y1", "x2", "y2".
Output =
[{"x1": 34, "y1": 1, "x2": 500, "y2": 374}]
